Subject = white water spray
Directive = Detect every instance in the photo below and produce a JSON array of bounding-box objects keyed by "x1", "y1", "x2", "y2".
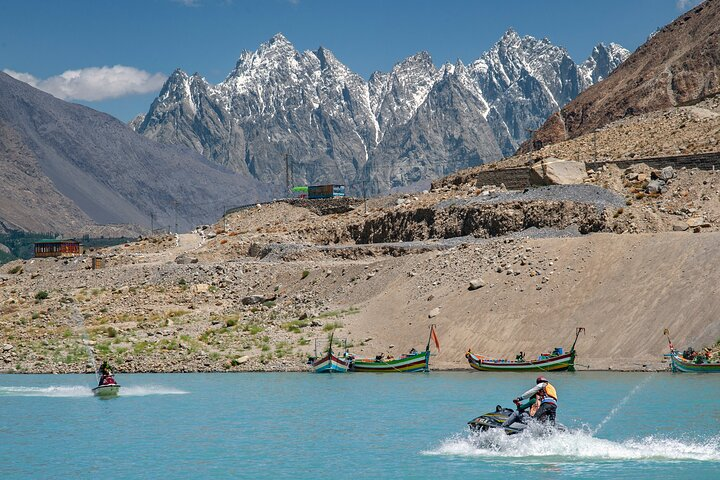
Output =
[
  {"x1": 70, "y1": 307, "x2": 99, "y2": 382},
  {"x1": 593, "y1": 374, "x2": 655, "y2": 434},
  {"x1": 0, "y1": 385, "x2": 189, "y2": 397},
  {"x1": 424, "y1": 429, "x2": 720, "y2": 462}
]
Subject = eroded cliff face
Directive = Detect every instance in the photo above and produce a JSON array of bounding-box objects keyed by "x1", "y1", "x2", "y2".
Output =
[
  {"x1": 522, "y1": 0, "x2": 720, "y2": 152},
  {"x1": 346, "y1": 201, "x2": 611, "y2": 244}
]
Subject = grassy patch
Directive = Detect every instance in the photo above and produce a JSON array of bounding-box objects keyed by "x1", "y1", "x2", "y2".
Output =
[
  {"x1": 323, "y1": 321, "x2": 344, "y2": 332},
  {"x1": 8, "y1": 265, "x2": 22, "y2": 274},
  {"x1": 282, "y1": 319, "x2": 309, "y2": 333},
  {"x1": 301, "y1": 270, "x2": 310, "y2": 280},
  {"x1": 315, "y1": 306, "x2": 360, "y2": 320},
  {"x1": 243, "y1": 323, "x2": 265, "y2": 335},
  {"x1": 133, "y1": 341, "x2": 152, "y2": 354},
  {"x1": 34, "y1": 290, "x2": 49, "y2": 301}
]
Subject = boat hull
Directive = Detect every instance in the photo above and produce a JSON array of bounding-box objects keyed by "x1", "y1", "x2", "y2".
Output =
[
  {"x1": 312, "y1": 353, "x2": 349, "y2": 373},
  {"x1": 92, "y1": 384, "x2": 121, "y2": 397},
  {"x1": 466, "y1": 351, "x2": 575, "y2": 372},
  {"x1": 350, "y1": 351, "x2": 429, "y2": 373},
  {"x1": 670, "y1": 354, "x2": 720, "y2": 373}
]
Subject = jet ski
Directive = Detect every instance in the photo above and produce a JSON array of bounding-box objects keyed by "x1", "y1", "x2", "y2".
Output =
[
  {"x1": 468, "y1": 405, "x2": 565, "y2": 435},
  {"x1": 93, "y1": 374, "x2": 120, "y2": 397}
]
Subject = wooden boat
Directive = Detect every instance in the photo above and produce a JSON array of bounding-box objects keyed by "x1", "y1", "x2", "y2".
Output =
[
  {"x1": 664, "y1": 329, "x2": 720, "y2": 373},
  {"x1": 465, "y1": 327, "x2": 584, "y2": 372},
  {"x1": 466, "y1": 350, "x2": 575, "y2": 372},
  {"x1": 667, "y1": 353, "x2": 720, "y2": 373},
  {"x1": 349, "y1": 325, "x2": 439, "y2": 373},
  {"x1": 312, "y1": 352, "x2": 350, "y2": 373},
  {"x1": 350, "y1": 350, "x2": 430, "y2": 372},
  {"x1": 311, "y1": 332, "x2": 349, "y2": 373}
]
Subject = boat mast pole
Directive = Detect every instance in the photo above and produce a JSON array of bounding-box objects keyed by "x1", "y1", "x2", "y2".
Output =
[
  {"x1": 570, "y1": 327, "x2": 585, "y2": 353},
  {"x1": 425, "y1": 324, "x2": 434, "y2": 353}
]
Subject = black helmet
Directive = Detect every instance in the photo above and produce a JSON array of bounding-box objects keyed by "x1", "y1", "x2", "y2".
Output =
[{"x1": 536, "y1": 376, "x2": 548, "y2": 384}]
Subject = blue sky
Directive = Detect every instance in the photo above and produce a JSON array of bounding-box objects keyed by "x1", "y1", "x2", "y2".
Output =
[{"x1": 0, "y1": 0, "x2": 702, "y2": 122}]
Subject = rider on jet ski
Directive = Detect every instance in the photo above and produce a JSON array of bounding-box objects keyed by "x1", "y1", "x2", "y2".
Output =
[
  {"x1": 98, "y1": 361, "x2": 117, "y2": 386},
  {"x1": 502, "y1": 376, "x2": 558, "y2": 428}
]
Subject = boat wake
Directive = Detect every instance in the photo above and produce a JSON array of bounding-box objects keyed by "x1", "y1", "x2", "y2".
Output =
[
  {"x1": 120, "y1": 385, "x2": 188, "y2": 396},
  {"x1": 423, "y1": 428, "x2": 720, "y2": 462},
  {"x1": 0, "y1": 385, "x2": 93, "y2": 397},
  {"x1": 0, "y1": 385, "x2": 188, "y2": 397}
]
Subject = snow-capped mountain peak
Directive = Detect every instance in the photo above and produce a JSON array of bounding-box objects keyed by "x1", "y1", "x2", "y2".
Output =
[
  {"x1": 580, "y1": 42, "x2": 631, "y2": 85},
  {"x1": 135, "y1": 31, "x2": 631, "y2": 194}
]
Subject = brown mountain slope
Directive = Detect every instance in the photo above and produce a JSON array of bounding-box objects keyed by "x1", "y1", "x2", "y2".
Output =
[
  {"x1": 0, "y1": 120, "x2": 94, "y2": 234},
  {"x1": 523, "y1": 0, "x2": 720, "y2": 152}
]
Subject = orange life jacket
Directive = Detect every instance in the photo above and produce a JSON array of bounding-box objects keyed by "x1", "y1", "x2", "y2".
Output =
[{"x1": 543, "y1": 382, "x2": 558, "y2": 401}]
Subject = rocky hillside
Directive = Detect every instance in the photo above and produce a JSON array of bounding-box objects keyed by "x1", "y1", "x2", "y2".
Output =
[
  {"x1": 523, "y1": 0, "x2": 720, "y2": 151},
  {"x1": 134, "y1": 32, "x2": 628, "y2": 195},
  {"x1": 0, "y1": 73, "x2": 272, "y2": 234},
  {"x1": 2, "y1": 157, "x2": 719, "y2": 373}
]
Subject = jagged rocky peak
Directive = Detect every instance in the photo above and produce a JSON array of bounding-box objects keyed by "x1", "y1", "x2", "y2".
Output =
[
  {"x1": 222, "y1": 32, "x2": 305, "y2": 90},
  {"x1": 135, "y1": 30, "x2": 631, "y2": 193},
  {"x1": 580, "y1": 42, "x2": 631, "y2": 84},
  {"x1": 128, "y1": 113, "x2": 145, "y2": 132},
  {"x1": 370, "y1": 51, "x2": 439, "y2": 135}
]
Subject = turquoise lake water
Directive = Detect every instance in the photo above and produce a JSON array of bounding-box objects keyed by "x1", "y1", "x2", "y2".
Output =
[{"x1": 1, "y1": 372, "x2": 718, "y2": 479}]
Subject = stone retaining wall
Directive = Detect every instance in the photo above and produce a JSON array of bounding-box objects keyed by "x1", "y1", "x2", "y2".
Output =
[{"x1": 437, "y1": 151, "x2": 720, "y2": 191}]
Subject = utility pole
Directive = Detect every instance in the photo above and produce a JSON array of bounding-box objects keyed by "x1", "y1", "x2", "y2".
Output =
[
  {"x1": 593, "y1": 130, "x2": 598, "y2": 163},
  {"x1": 174, "y1": 200, "x2": 178, "y2": 234},
  {"x1": 285, "y1": 153, "x2": 289, "y2": 195},
  {"x1": 150, "y1": 212, "x2": 154, "y2": 236},
  {"x1": 362, "y1": 179, "x2": 367, "y2": 214},
  {"x1": 223, "y1": 204, "x2": 228, "y2": 231}
]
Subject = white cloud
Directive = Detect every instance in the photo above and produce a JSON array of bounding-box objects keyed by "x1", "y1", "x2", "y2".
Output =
[
  {"x1": 676, "y1": 0, "x2": 702, "y2": 10},
  {"x1": 172, "y1": 0, "x2": 201, "y2": 6},
  {"x1": 3, "y1": 66, "x2": 167, "y2": 101}
]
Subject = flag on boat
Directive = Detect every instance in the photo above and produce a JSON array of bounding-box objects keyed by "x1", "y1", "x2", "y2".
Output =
[{"x1": 430, "y1": 324, "x2": 440, "y2": 352}]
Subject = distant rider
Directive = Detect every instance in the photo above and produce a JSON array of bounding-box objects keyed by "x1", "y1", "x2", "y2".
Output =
[
  {"x1": 502, "y1": 375, "x2": 558, "y2": 427},
  {"x1": 98, "y1": 361, "x2": 117, "y2": 386}
]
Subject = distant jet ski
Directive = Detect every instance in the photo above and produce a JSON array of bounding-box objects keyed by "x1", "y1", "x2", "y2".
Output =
[
  {"x1": 92, "y1": 382, "x2": 121, "y2": 397},
  {"x1": 93, "y1": 362, "x2": 121, "y2": 397},
  {"x1": 468, "y1": 405, "x2": 565, "y2": 435}
]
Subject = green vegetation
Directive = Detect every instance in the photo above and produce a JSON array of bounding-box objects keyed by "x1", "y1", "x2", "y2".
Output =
[
  {"x1": 8, "y1": 265, "x2": 22, "y2": 274},
  {"x1": 34, "y1": 291, "x2": 49, "y2": 301},
  {"x1": 323, "y1": 321, "x2": 344, "y2": 332},
  {"x1": 301, "y1": 270, "x2": 310, "y2": 279},
  {"x1": 282, "y1": 319, "x2": 309, "y2": 333},
  {"x1": 243, "y1": 323, "x2": 265, "y2": 335},
  {"x1": 315, "y1": 306, "x2": 360, "y2": 320},
  {"x1": 106, "y1": 326, "x2": 118, "y2": 338}
]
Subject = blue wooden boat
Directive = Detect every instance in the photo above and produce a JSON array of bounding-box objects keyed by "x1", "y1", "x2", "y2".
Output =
[{"x1": 311, "y1": 333, "x2": 349, "y2": 373}]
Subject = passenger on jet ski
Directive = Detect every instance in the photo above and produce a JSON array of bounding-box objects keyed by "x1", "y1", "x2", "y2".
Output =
[
  {"x1": 98, "y1": 361, "x2": 117, "y2": 386},
  {"x1": 502, "y1": 376, "x2": 558, "y2": 427}
]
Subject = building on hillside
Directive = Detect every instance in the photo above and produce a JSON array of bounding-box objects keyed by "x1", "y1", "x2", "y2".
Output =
[
  {"x1": 34, "y1": 239, "x2": 82, "y2": 258},
  {"x1": 307, "y1": 184, "x2": 345, "y2": 199}
]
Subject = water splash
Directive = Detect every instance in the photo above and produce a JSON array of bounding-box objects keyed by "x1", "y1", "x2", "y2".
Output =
[
  {"x1": 423, "y1": 429, "x2": 720, "y2": 462},
  {"x1": 0, "y1": 385, "x2": 93, "y2": 397},
  {"x1": 120, "y1": 385, "x2": 188, "y2": 396},
  {"x1": 593, "y1": 374, "x2": 654, "y2": 434},
  {"x1": 0, "y1": 385, "x2": 189, "y2": 397}
]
